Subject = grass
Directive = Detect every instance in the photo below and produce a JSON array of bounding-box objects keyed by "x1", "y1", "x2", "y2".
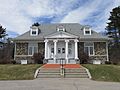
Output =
[
  {"x1": 0, "y1": 64, "x2": 42, "y2": 80},
  {"x1": 83, "y1": 64, "x2": 120, "y2": 82}
]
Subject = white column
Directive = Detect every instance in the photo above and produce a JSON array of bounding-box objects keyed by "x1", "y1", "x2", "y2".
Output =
[
  {"x1": 74, "y1": 39, "x2": 79, "y2": 59},
  {"x1": 106, "y1": 42, "x2": 109, "y2": 61},
  {"x1": 14, "y1": 43, "x2": 16, "y2": 60},
  {"x1": 53, "y1": 40, "x2": 58, "y2": 64},
  {"x1": 44, "y1": 39, "x2": 48, "y2": 59},
  {"x1": 65, "y1": 40, "x2": 69, "y2": 64}
]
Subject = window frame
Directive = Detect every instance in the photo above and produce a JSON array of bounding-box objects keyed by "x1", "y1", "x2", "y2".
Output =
[
  {"x1": 84, "y1": 28, "x2": 91, "y2": 35},
  {"x1": 28, "y1": 46, "x2": 38, "y2": 55},
  {"x1": 30, "y1": 28, "x2": 38, "y2": 36},
  {"x1": 84, "y1": 42, "x2": 94, "y2": 56},
  {"x1": 57, "y1": 25, "x2": 65, "y2": 32}
]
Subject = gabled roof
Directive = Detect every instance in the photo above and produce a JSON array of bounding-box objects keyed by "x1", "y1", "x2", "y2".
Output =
[{"x1": 14, "y1": 23, "x2": 109, "y2": 41}]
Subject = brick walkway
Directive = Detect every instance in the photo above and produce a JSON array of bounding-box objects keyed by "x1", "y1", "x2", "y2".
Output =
[{"x1": 42, "y1": 64, "x2": 81, "y2": 68}]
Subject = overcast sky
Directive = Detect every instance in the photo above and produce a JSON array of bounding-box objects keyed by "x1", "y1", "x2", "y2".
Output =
[{"x1": 0, "y1": 0, "x2": 120, "y2": 37}]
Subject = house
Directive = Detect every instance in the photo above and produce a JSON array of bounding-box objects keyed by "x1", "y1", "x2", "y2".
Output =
[{"x1": 13, "y1": 23, "x2": 109, "y2": 64}]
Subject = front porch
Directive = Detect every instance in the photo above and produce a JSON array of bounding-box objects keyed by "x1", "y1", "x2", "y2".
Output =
[{"x1": 44, "y1": 39, "x2": 79, "y2": 64}]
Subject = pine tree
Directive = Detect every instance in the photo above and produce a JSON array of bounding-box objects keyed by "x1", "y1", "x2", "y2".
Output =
[
  {"x1": 106, "y1": 6, "x2": 120, "y2": 47},
  {"x1": 0, "y1": 25, "x2": 6, "y2": 39},
  {"x1": 32, "y1": 22, "x2": 40, "y2": 26},
  {"x1": 106, "y1": 6, "x2": 120, "y2": 64}
]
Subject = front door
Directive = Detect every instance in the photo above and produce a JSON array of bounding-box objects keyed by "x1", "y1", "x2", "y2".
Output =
[{"x1": 56, "y1": 41, "x2": 66, "y2": 64}]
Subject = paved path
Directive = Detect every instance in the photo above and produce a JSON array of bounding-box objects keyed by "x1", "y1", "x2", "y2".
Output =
[{"x1": 0, "y1": 78, "x2": 120, "y2": 90}]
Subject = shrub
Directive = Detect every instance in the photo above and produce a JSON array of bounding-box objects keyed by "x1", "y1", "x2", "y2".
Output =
[
  {"x1": 105, "y1": 61, "x2": 112, "y2": 64},
  {"x1": 11, "y1": 60, "x2": 16, "y2": 64},
  {"x1": 109, "y1": 45, "x2": 120, "y2": 64},
  {"x1": 79, "y1": 51, "x2": 89, "y2": 64},
  {"x1": 32, "y1": 53, "x2": 44, "y2": 64}
]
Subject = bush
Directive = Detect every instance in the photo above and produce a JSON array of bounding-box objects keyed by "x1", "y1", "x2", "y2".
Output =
[
  {"x1": 11, "y1": 60, "x2": 16, "y2": 64},
  {"x1": 79, "y1": 51, "x2": 89, "y2": 64},
  {"x1": 32, "y1": 53, "x2": 44, "y2": 64},
  {"x1": 109, "y1": 45, "x2": 120, "y2": 64},
  {"x1": 105, "y1": 61, "x2": 112, "y2": 64}
]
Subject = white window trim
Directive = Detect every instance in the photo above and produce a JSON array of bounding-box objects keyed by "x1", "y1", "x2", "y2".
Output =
[
  {"x1": 84, "y1": 28, "x2": 91, "y2": 35},
  {"x1": 84, "y1": 42, "x2": 94, "y2": 56},
  {"x1": 30, "y1": 28, "x2": 38, "y2": 36}
]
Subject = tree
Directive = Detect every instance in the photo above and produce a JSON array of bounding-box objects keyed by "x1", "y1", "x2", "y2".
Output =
[
  {"x1": 32, "y1": 22, "x2": 40, "y2": 26},
  {"x1": 106, "y1": 6, "x2": 120, "y2": 64},
  {"x1": 0, "y1": 25, "x2": 6, "y2": 39},
  {"x1": 106, "y1": 6, "x2": 120, "y2": 47}
]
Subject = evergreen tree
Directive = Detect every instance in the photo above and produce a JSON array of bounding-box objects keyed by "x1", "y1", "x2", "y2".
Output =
[
  {"x1": 106, "y1": 6, "x2": 120, "y2": 64},
  {"x1": 0, "y1": 25, "x2": 6, "y2": 39},
  {"x1": 106, "y1": 6, "x2": 120, "y2": 47},
  {"x1": 32, "y1": 22, "x2": 40, "y2": 26}
]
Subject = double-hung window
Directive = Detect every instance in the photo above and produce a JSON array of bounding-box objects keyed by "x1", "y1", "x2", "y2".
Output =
[
  {"x1": 84, "y1": 42, "x2": 94, "y2": 56},
  {"x1": 28, "y1": 43, "x2": 38, "y2": 55}
]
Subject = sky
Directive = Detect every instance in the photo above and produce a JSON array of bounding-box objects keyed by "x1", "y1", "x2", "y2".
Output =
[{"x1": 0, "y1": 0, "x2": 120, "y2": 38}]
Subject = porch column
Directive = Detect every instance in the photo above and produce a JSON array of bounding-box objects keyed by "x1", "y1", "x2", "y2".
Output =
[
  {"x1": 106, "y1": 42, "x2": 109, "y2": 61},
  {"x1": 65, "y1": 40, "x2": 69, "y2": 64},
  {"x1": 44, "y1": 39, "x2": 48, "y2": 59},
  {"x1": 53, "y1": 40, "x2": 58, "y2": 63},
  {"x1": 74, "y1": 39, "x2": 79, "y2": 59}
]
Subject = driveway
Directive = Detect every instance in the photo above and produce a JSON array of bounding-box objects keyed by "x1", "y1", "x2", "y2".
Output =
[{"x1": 0, "y1": 78, "x2": 120, "y2": 90}]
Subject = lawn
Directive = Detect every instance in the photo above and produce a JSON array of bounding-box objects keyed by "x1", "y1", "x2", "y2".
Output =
[
  {"x1": 83, "y1": 64, "x2": 120, "y2": 82},
  {"x1": 0, "y1": 64, "x2": 42, "y2": 80}
]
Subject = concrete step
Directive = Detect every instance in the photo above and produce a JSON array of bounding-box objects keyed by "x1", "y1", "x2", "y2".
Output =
[
  {"x1": 64, "y1": 68, "x2": 89, "y2": 78},
  {"x1": 64, "y1": 74, "x2": 89, "y2": 78},
  {"x1": 38, "y1": 73, "x2": 60, "y2": 75},
  {"x1": 65, "y1": 68, "x2": 87, "y2": 73},
  {"x1": 37, "y1": 74, "x2": 60, "y2": 78},
  {"x1": 37, "y1": 68, "x2": 60, "y2": 78},
  {"x1": 39, "y1": 68, "x2": 60, "y2": 73}
]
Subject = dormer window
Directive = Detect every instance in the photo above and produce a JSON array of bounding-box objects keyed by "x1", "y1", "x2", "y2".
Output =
[
  {"x1": 57, "y1": 25, "x2": 65, "y2": 32},
  {"x1": 30, "y1": 26, "x2": 38, "y2": 36},
  {"x1": 84, "y1": 27, "x2": 91, "y2": 35}
]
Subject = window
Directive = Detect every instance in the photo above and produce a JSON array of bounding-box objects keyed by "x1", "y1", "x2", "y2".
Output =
[
  {"x1": 84, "y1": 42, "x2": 94, "y2": 55},
  {"x1": 30, "y1": 26, "x2": 38, "y2": 36},
  {"x1": 32, "y1": 30, "x2": 37, "y2": 35},
  {"x1": 85, "y1": 31, "x2": 90, "y2": 34},
  {"x1": 28, "y1": 46, "x2": 38, "y2": 55},
  {"x1": 58, "y1": 48, "x2": 61, "y2": 53},
  {"x1": 51, "y1": 48, "x2": 54, "y2": 53},
  {"x1": 57, "y1": 25, "x2": 65, "y2": 32},
  {"x1": 62, "y1": 48, "x2": 65, "y2": 53},
  {"x1": 84, "y1": 28, "x2": 91, "y2": 35}
]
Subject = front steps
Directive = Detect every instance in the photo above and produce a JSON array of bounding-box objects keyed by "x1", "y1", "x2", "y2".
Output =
[
  {"x1": 36, "y1": 64, "x2": 90, "y2": 78},
  {"x1": 64, "y1": 68, "x2": 89, "y2": 78},
  {"x1": 37, "y1": 68, "x2": 60, "y2": 78}
]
